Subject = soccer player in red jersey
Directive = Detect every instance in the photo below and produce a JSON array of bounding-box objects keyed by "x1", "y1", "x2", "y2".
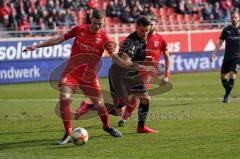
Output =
[
  {"x1": 117, "y1": 17, "x2": 170, "y2": 126},
  {"x1": 23, "y1": 9, "x2": 131, "y2": 144}
]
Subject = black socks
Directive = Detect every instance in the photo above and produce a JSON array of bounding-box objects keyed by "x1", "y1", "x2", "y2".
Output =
[
  {"x1": 222, "y1": 79, "x2": 235, "y2": 96},
  {"x1": 227, "y1": 79, "x2": 235, "y2": 96},
  {"x1": 221, "y1": 79, "x2": 229, "y2": 92},
  {"x1": 138, "y1": 102, "x2": 149, "y2": 128}
]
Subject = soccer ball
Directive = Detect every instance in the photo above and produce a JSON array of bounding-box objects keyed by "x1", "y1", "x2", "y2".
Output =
[{"x1": 71, "y1": 127, "x2": 88, "y2": 145}]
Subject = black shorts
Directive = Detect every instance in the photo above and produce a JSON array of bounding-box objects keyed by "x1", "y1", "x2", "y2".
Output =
[
  {"x1": 108, "y1": 63, "x2": 147, "y2": 100},
  {"x1": 221, "y1": 58, "x2": 240, "y2": 74}
]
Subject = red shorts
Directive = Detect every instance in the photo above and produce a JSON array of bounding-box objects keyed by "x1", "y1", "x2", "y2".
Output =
[{"x1": 58, "y1": 72, "x2": 102, "y2": 98}]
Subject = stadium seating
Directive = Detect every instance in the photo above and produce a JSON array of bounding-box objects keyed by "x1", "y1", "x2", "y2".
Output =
[{"x1": 0, "y1": 0, "x2": 230, "y2": 37}]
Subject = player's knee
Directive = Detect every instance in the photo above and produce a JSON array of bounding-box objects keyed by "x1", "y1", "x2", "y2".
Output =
[
  {"x1": 140, "y1": 96, "x2": 150, "y2": 104},
  {"x1": 60, "y1": 92, "x2": 72, "y2": 100},
  {"x1": 229, "y1": 72, "x2": 237, "y2": 79},
  {"x1": 93, "y1": 99, "x2": 104, "y2": 108},
  {"x1": 221, "y1": 74, "x2": 228, "y2": 80}
]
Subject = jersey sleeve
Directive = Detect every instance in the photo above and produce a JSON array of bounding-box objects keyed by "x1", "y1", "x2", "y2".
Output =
[
  {"x1": 160, "y1": 38, "x2": 168, "y2": 51},
  {"x1": 103, "y1": 33, "x2": 116, "y2": 56},
  {"x1": 219, "y1": 27, "x2": 227, "y2": 40},
  {"x1": 118, "y1": 39, "x2": 135, "y2": 58},
  {"x1": 63, "y1": 26, "x2": 78, "y2": 40}
]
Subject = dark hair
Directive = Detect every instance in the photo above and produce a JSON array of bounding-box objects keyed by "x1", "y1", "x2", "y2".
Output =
[
  {"x1": 91, "y1": 9, "x2": 106, "y2": 19},
  {"x1": 150, "y1": 16, "x2": 158, "y2": 22},
  {"x1": 231, "y1": 10, "x2": 240, "y2": 16},
  {"x1": 136, "y1": 16, "x2": 151, "y2": 26}
]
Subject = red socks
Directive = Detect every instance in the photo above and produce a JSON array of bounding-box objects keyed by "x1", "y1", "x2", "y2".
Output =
[
  {"x1": 126, "y1": 101, "x2": 138, "y2": 114},
  {"x1": 60, "y1": 99, "x2": 110, "y2": 132},
  {"x1": 97, "y1": 106, "x2": 110, "y2": 129},
  {"x1": 122, "y1": 101, "x2": 138, "y2": 120},
  {"x1": 60, "y1": 99, "x2": 72, "y2": 135}
]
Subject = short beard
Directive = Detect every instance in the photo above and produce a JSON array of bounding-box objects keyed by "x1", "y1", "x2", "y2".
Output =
[{"x1": 149, "y1": 29, "x2": 155, "y2": 35}]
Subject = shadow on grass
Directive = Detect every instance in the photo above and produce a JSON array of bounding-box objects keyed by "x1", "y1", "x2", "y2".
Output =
[
  {"x1": 0, "y1": 125, "x2": 121, "y2": 150},
  {"x1": 0, "y1": 130, "x2": 149, "y2": 151},
  {"x1": 0, "y1": 139, "x2": 59, "y2": 150},
  {"x1": 0, "y1": 129, "x2": 62, "y2": 136},
  {"x1": 89, "y1": 131, "x2": 138, "y2": 140},
  {"x1": 49, "y1": 132, "x2": 140, "y2": 150},
  {"x1": 0, "y1": 133, "x2": 106, "y2": 150},
  {"x1": 0, "y1": 125, "x2": 97, "y2": 136}
]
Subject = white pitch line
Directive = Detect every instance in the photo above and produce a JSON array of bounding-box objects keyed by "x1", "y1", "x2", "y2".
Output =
[
  {"x1": 151, "y1": 97, "x2": 240, "y2": 101},
  {"x1": 0, "y1": 99, "x2": 58, "y2": 102},
  {"x1": 0, "y1": 97, "x2": 240, "y2": 102}
]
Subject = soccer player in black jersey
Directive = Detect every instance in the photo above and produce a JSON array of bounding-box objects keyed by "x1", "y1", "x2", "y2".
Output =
[
  {"x1": 76, "y1": 16, "x2": 158, "y2": 133},
  {"x1": 211, "y1": 11, "x2": 240, "y2": 103},
  {"x1": 109, "y1": 16, "x2": 158, "y2": 133}
]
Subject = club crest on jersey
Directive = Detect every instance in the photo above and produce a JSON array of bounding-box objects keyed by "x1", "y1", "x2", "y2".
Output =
[
  {"x1": 95, "y1": 38, "x2": 101, "y2": 44},
  {"x1": 130, "y1": 45, "x2": 136, "y2": 51},
  {"x1": 154, "y1": 41, "x2": 159, "y2": 47}
]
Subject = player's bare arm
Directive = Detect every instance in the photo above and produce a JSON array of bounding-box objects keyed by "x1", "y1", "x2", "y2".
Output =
[
  {"x1": 160, "y1": 49, "x2": 170, "y2": 85},
  {"x1": 104, "y1": 40, "x2": 137, "y2": 70},
  {"x1": 112, "y1": 52, "x2": 139, "y2": 70},
  {"x1": 113, "y1": 50, "x2": 157, "y2": 72},
  {"x1": 211, "y1": 39, "x2": 224, "y2": 62},
  {"x1": 23, "y1": 35, "x2": 65, "y2": 52}
]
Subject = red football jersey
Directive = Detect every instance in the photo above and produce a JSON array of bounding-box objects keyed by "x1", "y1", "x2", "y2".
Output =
[
  {"x1": 139, "y1": 33, "x2": 168, "y2": 87},
  {"x1": 62, "y1": 24, "x2": 111, "y2": 81},
  {"x1": 146, "y1": 33, "x2": 168, "y2": 63}
]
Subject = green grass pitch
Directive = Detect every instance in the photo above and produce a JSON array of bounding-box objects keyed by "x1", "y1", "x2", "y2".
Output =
[{"x1": 0, "y1": 72, "x2": 240, "y2": 159}]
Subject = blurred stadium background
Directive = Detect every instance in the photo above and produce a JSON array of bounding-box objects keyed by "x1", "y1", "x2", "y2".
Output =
[
  {"x1": 0, "y1": 0, "x2": 236, "y2": 83},
  {"x1": 1, "y1": 1, "x2": 240, "y2": 159},
  {"x1": 0, "y1": 0, "x2": 236, "y2": 36}
]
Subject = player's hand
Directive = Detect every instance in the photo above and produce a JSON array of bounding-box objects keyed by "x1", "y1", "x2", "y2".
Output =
[
  {"x1": 145, "y1": 56, "x2": 155, "y2": 65},
  {"x1": 145, "y1": 56, "x2": 154, "y2": 62},
  {"x1": 210, "y1": 53, "x2": 216, "y2": 62},
  {"x1": 23, "y1": 45, "x2": 37, "y2": 52},
  {"x1": 159, "y1": 77, "x2": 169, "y2": 86},
  {"x1": 105, "y1": 41, "x2": 117, "y2": 55}
]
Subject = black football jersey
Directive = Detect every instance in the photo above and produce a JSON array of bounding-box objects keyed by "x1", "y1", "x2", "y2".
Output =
[
  {"x1": 220, "y1": 25, "x2": 240, "y2": 59},
  {"x1": 118, "y1": 31, "x2": 146, "y2": 62}
]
